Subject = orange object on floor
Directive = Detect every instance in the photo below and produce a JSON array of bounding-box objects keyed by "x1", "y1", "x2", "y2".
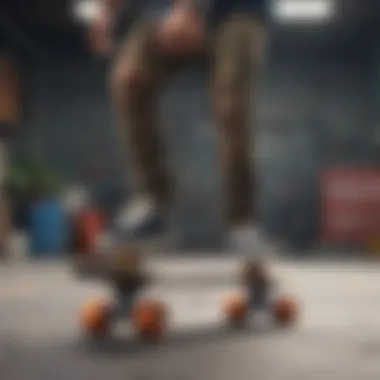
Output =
[
  {"x1": 223, "y1": 294, "x2": 248, "y2": 323},
  {"x1": 77, "y1": 209, "x2": 106, "y2": 254},
  {"x1": 272, "y1": 295, "x2": 298, "y2": 326},
  {"x1": 80, "y1": 298, "x2": 111, "y2": 336},
  {"x1": 132, "y1": 299, "x2": 167, "y2": 339}
]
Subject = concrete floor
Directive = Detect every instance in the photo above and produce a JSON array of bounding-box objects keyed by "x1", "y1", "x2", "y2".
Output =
[{"x1": 1, "y1": 258, "x2": 380, "y2": 379}]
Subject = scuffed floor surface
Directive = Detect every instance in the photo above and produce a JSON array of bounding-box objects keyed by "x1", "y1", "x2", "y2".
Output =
[{"x1": 1, "y1": 258, "x2": 380, "y2": 380}]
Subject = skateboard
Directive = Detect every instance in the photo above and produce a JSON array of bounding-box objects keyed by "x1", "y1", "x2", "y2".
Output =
[{"x1": 74, "y1": 247, "x2": 299, "y2": 341}]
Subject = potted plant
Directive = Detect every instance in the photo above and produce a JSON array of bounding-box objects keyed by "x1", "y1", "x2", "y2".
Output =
[{"x1": 5, "y1": 154, "x2": 67, "y2": 256}]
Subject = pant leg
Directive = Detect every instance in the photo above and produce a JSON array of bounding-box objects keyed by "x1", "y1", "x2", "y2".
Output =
[
  {"x1": 210, "y1": 15, "x2": 268, "y2": 226},
  {"x1": 110, "y1": 21, "x2": 184, "y2": 207}
]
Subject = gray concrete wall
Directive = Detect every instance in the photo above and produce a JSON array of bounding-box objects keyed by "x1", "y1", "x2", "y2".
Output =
[{"x1": 17, "y1": 47, "x2": 373, "y2": 250}]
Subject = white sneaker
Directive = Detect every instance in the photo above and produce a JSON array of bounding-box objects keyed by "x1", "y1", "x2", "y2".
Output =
[
  {"x1": 115, "y1": 195, "x2": 161, "y2": 232},
  {"x1": 95, "y1": 195, "x2": 175, "y2": 254}
]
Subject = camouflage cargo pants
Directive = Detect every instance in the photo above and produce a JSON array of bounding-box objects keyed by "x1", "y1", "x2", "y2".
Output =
[{"x1": 111, "y1": 14, "x2": 268, "y2": 226}]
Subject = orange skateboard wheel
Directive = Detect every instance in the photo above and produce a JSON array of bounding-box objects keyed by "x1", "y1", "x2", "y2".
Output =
[
  {"x1": 223, "y1": 294, "x2": 248, "y2": 324},
  {"x1": 79, "y1": 298, "x2": 111, "y2": 336},
  {"x1": 272, "y1": 295, "x2": 298, "y2": 326},
  {"x1": 132, "y1": 299, "x2": 167, "y2": 340}
]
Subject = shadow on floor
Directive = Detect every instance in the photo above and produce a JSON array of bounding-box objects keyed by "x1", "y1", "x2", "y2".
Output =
[{"x1": 77, "y1": 323, "x2": 289, "y2": 357}]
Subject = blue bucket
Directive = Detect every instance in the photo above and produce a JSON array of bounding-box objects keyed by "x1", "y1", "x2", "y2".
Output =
[{"x1": 30, "y1": 198, "x2": 68, "y2": 257}]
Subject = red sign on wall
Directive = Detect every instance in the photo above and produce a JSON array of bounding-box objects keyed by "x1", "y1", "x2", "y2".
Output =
[{"x1": 321, "y1": 167, "x2": 380, "y2": 244}]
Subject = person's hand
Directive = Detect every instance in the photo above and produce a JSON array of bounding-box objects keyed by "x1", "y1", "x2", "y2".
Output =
[
  {"x1": 88, "y1": 11, "x2": 114, "y2": 57},
  {"x1": 156, "y1": 4, "x2": 206, "y2": 55}
]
